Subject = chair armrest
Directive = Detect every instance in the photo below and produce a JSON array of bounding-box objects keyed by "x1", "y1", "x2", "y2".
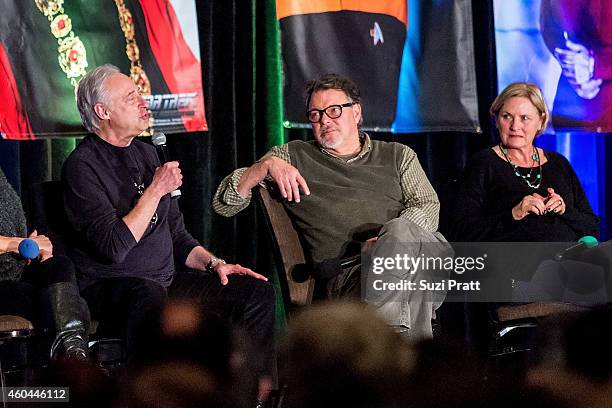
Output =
[{"x1": 255, "y1": 186, "x2": 314, "y2": 306}]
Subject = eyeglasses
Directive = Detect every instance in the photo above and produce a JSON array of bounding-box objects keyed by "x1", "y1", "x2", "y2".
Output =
[{"x1": 306, "y1": 102, "x2": 356, "y2": 123}]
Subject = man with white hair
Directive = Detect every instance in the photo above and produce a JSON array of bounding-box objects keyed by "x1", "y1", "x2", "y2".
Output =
[{"x1": 62, "y1": 65, "x2": 275, "y2": 381}]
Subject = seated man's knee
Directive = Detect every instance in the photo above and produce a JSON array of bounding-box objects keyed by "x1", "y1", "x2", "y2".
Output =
[
  {"x1": 128, "y1": 278, "x2": 167, "y2": 304},
  {"x1": 381, "y1": 217, "x2": 409, "y2": 232},
  {"x1": 233, "y1": 276, "x2": 275, "y2": 304},
  {"x1": 254, "y1": 278, "x2": 274, "y2": 297},
  {"x1": 380, "y1": 218, "x2": 430, "y2": 241},
  {"x1": 254, "y1": 280, "x2": 275, "y2": 310}
]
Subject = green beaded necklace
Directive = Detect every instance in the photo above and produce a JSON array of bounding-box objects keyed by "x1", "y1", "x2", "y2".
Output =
[{"x1": 499, "y1": 144, "x2": 542, "y2": 189}]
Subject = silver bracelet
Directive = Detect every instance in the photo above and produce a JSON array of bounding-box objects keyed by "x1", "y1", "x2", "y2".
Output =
[{"x1": 205, "y1": 257, "x2": 226, "y2": 273}]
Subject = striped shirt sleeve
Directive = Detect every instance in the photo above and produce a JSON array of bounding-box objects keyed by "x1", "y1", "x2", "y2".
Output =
[
  {"x1": 212, "y1": 144, "x2": 290, "y2": 217},
  {"x1": 397, "y1": 145, "x2": 440, "y2": 232}
]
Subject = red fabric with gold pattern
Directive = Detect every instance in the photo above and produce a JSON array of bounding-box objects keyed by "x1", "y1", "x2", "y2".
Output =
[
  {"x1": 138, "y1": 0, "x2": 207, "y2": 131},
  {"x1": 0, "y1": 43, "x2": 34, "y2": 140}
]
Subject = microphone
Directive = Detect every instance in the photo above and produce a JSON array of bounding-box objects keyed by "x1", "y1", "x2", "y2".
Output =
[
  {"x1": 554, "y1": 235, "x2": 599, "y2": 261},
  {"x1": 291, "y1": 255, "x2": 361, "y2": 282},
  {"x1": 315, "y1": 255, "x2": 361, "y2": 280},
  {"x1": 291, "y1": 260, "x2": 340, "y2": 283},
  {"x1": 291, "y1": 263, "x2": 312, "y2": 283},
  {"x1": 18, "y1": 238, "x2": 40, "y2": 260},
  {"x1": 314, "y1": 258, "x2": 343, "y2": 280},
  {"x1": 151, "y1": 132, "x2": 181, "y2": 199}
]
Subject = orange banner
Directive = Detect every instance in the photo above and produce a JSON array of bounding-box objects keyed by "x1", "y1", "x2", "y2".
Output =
[{"x1": 276, "y1": 0, "x2": 407, "y2": 26}]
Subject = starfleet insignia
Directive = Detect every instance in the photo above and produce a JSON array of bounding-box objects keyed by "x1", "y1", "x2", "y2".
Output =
[{"x1": 370, "y1": 22, "x2": 384, "y2": 46}]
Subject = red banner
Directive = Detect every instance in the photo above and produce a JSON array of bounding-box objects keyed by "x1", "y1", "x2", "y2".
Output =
[{"x1": 0, "y1": 0, "x2": 206, "y2": 139}]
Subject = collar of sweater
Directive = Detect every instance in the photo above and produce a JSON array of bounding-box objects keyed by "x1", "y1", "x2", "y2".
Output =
[{"x1": 319, "y1": 132, "x2": 372, "y2": 163}]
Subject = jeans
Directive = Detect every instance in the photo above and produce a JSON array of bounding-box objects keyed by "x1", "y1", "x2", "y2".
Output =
[{"x1": 328, "y1": 218, "x2": 451, "y2": 340}]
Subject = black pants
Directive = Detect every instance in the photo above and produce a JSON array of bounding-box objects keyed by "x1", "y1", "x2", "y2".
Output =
[
  {"x1": 0, "y1": 255, "x2": 77, "y2": 328},
  {"x1": 81, "y1": 272, "x2": 275, "y2": 373}
]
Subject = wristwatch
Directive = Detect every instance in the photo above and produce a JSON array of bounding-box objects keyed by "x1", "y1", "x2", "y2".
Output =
[{"x1": 205, "y1": 257, "x2": 226, "y2": 273}]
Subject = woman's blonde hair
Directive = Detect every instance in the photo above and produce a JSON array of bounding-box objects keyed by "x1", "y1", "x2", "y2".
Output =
[{"x1": 490, "y1": 82, "x2": 549, "y2": 135}]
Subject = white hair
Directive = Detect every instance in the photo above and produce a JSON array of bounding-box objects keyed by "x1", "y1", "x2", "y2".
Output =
[{"x1": 76, "y1": 64, "x2": 120, "y2": 133}]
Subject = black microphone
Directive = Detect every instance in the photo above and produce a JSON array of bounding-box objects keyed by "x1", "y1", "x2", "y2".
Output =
[
  {"x1": 314, "y1": 258, "x2": 343, "y2": 280},
  {"x1": 291, "y1": 263, "x2": 312, "y2": 283},
  {"x1": 291, "y1": 260, "x2": 339, "y2": 282},
  {"x1": 554, "y1": 235, "x2": 599, "y2": 261},
  {"x1": 291, "y1": 255, "x2": 362, "y2": 282},
  {"x1": 151, "y1": 132, "x2": 181, "y2": 199}
]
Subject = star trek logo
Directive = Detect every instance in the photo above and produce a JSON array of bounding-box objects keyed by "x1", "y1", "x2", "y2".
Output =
[
  {"x1": 144, "y1": 93, "x2": 197, "y2": 119},
  {"x1": 370, "y1": 22, "x2": 384, "y2": 46}
]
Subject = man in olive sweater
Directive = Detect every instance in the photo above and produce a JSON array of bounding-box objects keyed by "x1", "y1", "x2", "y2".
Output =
[{"x1": 214, "y1": 73, "x2": 448, "y2": 339}]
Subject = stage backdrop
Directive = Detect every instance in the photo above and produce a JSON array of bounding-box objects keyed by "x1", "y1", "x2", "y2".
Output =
[
  {"x1": 494, "y1": 0, "x2": 612, "y2": 133},
  {"x1": 0, "y1": 0, "x2": 206, "y2": 140},
  {"x1": 277, "y1": 0, "x2": 480, "y2": 133}
]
